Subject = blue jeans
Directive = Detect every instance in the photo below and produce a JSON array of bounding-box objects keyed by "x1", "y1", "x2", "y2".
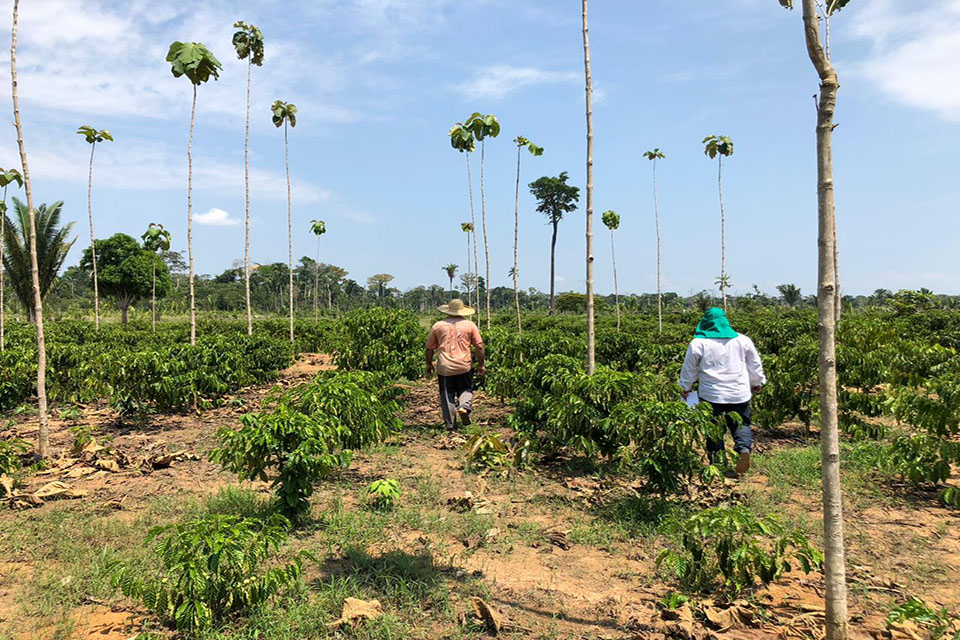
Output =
[{"x1": 705, "y1": 401, "x2": 753, "y2": 454}]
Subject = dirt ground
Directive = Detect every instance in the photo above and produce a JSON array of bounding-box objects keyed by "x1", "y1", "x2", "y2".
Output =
[{"x1": 1, "y1": 354, "x2": 958, "y2": 639}]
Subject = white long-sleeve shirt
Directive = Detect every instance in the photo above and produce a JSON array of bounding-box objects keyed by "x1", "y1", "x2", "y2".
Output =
[{"x1": 679, "y1": 335, "x2": 767, "y2": 404}]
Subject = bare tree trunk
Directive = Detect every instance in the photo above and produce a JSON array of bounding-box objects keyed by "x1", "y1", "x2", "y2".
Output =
[
  {"x1": 188, "y1": 84, "x2": 197, "y2": 346},
  {"x1": 467, "y1": 154, "x2": 479, "y2": 310},
  {"x1": 802, "y1": 1, "x2": 848, "y2": 637},
  {"x1": 151, "y1": 256, "x2": 156, "y2": 332},
  {"x1": 285, "y1": 122, "x2": 294, "y2": 345},
  {"x1": 512, "y1": 144, "x2": 523, "y2": 348},
  {"x1": 549, "y1": 223, "x2": 558, "y2": 315},
  {"x1": 1, "y1": 186, "x2": 5, "y2": 351},
  {"x1": 652, "y1": 157, "x2": 663, "y2": 334},
  {"x1": 610, "y1": 229, "x2": 620, "y2": 331},
  {"x1": 480, "y1": 140, "x2": 491, "y2": 329},
  {"x1": 243, "y1": 58, "x2": 253, "y2": 336},
  {"x1": 314, "y1": 238, "x2": 320, "y2": 321},
  {"x1": 718, "y1": 156, "x2": 727, "y2": 311},
  {"x1": 582, "y1": 0, "x2": 596, "y2": 375},
  {"x1": 465, "y1": 232, "x2": 471, "y2": 302},
  {"x1": 11, "y1": 0, "x2": 50, "y2": 458},
  {"x1": 87, "y1": 143, "x2": 100, "y2": 329}
]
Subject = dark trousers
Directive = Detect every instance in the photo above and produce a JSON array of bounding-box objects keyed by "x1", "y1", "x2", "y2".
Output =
[
  {"x1": 438, "y1": 370, "x2": 473, "y2": 429},
  {"x1": 705, "y1": 400, "x2": 753, "y2": 454}
]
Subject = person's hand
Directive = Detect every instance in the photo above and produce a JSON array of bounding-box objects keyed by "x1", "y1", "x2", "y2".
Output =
[
  {"x1": 680, "y1": 389, "x2": 690, "y2": 400},
  {"x1": 751, "y1": 385, "x2": 763, "y2": 395},
  {"x1": 425, "y1": 364, "x2": 434, "y2": 377},
  {"x1": 477, "y1": 365, "x2": 487, "y2": 376}
]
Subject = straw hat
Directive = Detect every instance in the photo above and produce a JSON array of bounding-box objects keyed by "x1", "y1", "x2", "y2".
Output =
[{"x1": 438, "y1": 298, "x2": 475, "y2": 317}]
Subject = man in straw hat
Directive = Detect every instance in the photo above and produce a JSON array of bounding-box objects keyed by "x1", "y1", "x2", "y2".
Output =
[
  {"x1": 426, "y1": 298, "x2": 486, "y2": 429},
  {"x1": 679, "y1": 307, "x2": 766, "y2": 475}
]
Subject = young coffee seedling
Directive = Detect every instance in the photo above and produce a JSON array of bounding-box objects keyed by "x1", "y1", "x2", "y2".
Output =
[
  {"x1": 365, "y1": 478, "x2": 401, "y2": 511},
  {"x1": 888, "y1": 597, "x2": 960, "y2": 640}
]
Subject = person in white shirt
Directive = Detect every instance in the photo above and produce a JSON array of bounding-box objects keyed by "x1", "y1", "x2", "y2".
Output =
[{"x1": 679, "y1": 307, "x2": 767, "y2": 474}]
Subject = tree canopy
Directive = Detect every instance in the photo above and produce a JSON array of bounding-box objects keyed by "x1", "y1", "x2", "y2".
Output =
[
  {"x1": 81, "y1": 233, "x2": 171, "y2": 323},
  {"x1": 529, "y1": 172, "x2": 580, "y2": 226}
]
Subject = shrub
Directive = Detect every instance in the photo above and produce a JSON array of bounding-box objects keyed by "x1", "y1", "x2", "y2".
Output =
[
  {"x1": 657, "y1": 506, "x2": 822, "y2": 594},
  {"x1": 888, "y1": 597, "x2": 960, "y2": 639},
  {"x1": 0, "y1": 437, "x2": 29, "y2": 475},
  {"x1": 211, "y1": 405, "x2": 351, "y2": 516},
  {"x1": 365, "y1": 478, "x2": 401, "y2": 511},
  {"x1": 332, "y1": 308, "x2": 423, "y2": 379},
  {"x1": 110, "y1": 514, "x2": 304, "y2": 632}
]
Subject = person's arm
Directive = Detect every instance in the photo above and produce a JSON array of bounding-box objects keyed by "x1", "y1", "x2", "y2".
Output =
[
  {"x1": 472, "y1": 324, "x2": 486, "y2": 375},
  {"x1": 745, "y1": 337, "x2": 767, "y2": 394},
  {"x1": 425, "y1": 348, "x2": 435, "y2": 376},
  {"x1": 425, "y1": 326, "x2": 438, "y2": 376},
  {"x1": 678, "y1": 342, "x2": 700, "y2": 398}
]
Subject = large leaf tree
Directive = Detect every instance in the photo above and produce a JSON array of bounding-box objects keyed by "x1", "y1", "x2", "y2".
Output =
[
  {"x1": 448, "y1": 122, "x2": 479, "y2": 310},
  {"x1": 465, "y1": 112, "x2": 500, "y2": 329},
  {"x1": 512, "y1": 136, "x2": 543, "y2": 343},
  {"x1": 272, "y1": 100, "x2": 298, "y2": 344},
  {"x1": 643, "y1": 148, "x2": 666, "y2": 333},
  {"x1": 0, "y1": 167, "x2": 23, "y2": 352},
  {"x1": 142, "y1": 223, "x2": 172, "y2": 330},
  {"x1": 10, "y1": 0, "x2": 51, "y2": 456},
  {"x1": 776, "y1": 1, "x2": 852, "y2": 638},
  {"x1": 166, "y1": 40, "x2": 222, "y2": 345},
  {"x1": 233, "y1": 21, "x2": 264, "y2": 337},
  {"x1": 76, "y1": 125, "x2": 113, "y2": 330},
  {"x1": 529, "y1": 172, "x2": 579, "y2": 315},
  {"x1": 2, "y1": 198, "x2": 75, "y2": 323},
  {"x1": 703, "y1": 134, "x2": 734, "y2": 310},
  {"x1": 82, "y1": 233, "x2": 171, "y2": 325}
]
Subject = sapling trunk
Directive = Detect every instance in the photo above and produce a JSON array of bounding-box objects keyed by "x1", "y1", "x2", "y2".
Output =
[
  {"x1": 466, "y1": 154, "x2": 479, "y2": 310},
  {"x1": 718, "y1": 155, "x2": 727, "y2": 311},
  {"x1": 480, "y1": 140, "x2": 491, "y2": 329},
  {"x1": 87, "y1": 142, "x2": 100, "y2": 329},
  {"x1": 188, "y1": 84, "x2": 197, "y2": 346},
  {"x1": 582, "y1": 0, "x2": 596, "y2": 375},
  {"x1": 285, "y1": 121, "x2": 294, "y2": 345},
  {"x1": 653, "y1": 157, "x2": 663, "y2": 334},
  {"x1": 512, "y1": 144, "x2": 523, "y2": 349},
  {"x1": 244, "y1": 58, "x2": 253, "y2": 336},
  {"x1": 1, "y1": 185, "x2": 5, "y2": 351},
  {"x1": 11, "y1": 0, "x2": 50, "y2": 457},
  {"x1": 610, "y1": 227, "x2": 620, "y2": 331}
]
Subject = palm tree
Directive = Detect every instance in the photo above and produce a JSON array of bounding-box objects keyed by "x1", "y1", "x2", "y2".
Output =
[
  {"x1": 0, "y1": 167, "x2": 23, "y2": 352},
  {"x1": 643, "y1": 148, "x2": 666, "y2": 333},
  {"x1": 2, "y1": 199, "x2": 76, "y2": 323},
  {"x1": 529, "y1": 172, "x2": 580, "y2": 315},
  {"x1": 166, "y1": 40, "x2": 222, "y2": 346},
  {"x1": 465, "y1": 112, "x2": 500, "y2": 329},
  {"x1": 233, "y1": 21, "x2": 264, "y2": 337},
  {"x1": 703, "y1": 134, "x2": 734, "y2": 311},
  {"x1": 460, "y1": 222, "x2": 474, "y2": 306},
  {"x1": 272, "y1": 100, "x2": 298, "y2": 344},
  {"x1": 582, "y1": 0, "x2": 596, "y2": 374},
  {"x1": 512, "y1": 136, "x2": 543, "y2": 342},
  {"x1": 142, "y1": 223, "x2": 172, "y2": 331},
  {"x1": 10, "y1": 0, "x2": 50, "y2": 457},
  {"x1": 442, "y1": 263, "x2": 458, "y2": 297},
  {"x1": 777, "y1": 2, "x2": 852, "y2": 636},
  {"x1": 309, "y1": 219, "x2": 326, "y2": 321},
  {"x1": 449, "y1": 122, "x2": 480, "y2": 310},
  {"x1": 76, "y1": 125, "x2": 113, "y2": 330},
  {"x1": 601, "y1": 210, "x2": 621, "y2": 330},
  {"x1": 777, "y1": 283, "x2": 803, "y2": 307}
]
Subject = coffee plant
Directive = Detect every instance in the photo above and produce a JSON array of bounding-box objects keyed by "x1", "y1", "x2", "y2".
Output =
[
  {"x1": 0, "y1": 437, "x2": 29, "y2": 475},
  {"x1": 365, "y1": 478, "x2": 401, "y2": 511},
  {"x1": 110, "y1": 514, "x2": 305, "y2": 632},
  {"x1": 657, "y1": 506, "x2": 822, "y2": 594},
  {"x1": 332, "y1": 307, "x2": 423, "y2": 379},
  {"x1": 888, "y1": 597, "x2": 960, "y2": 640}
]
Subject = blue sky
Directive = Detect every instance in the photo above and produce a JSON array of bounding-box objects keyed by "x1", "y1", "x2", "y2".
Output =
[{"x1": 0, "y1": 0, "x2": 957, "y2": 297}]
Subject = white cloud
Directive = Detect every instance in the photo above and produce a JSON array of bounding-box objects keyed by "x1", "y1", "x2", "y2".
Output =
[
  {"x1": 848, "y1": 0, "x2": 960, "y2": 121},
  {"x1": 195, "y1": 207, "x2": 239, "y2": 227},
  {"x1": 454, "y1": 65, "x2": 579, "y2": 100}
]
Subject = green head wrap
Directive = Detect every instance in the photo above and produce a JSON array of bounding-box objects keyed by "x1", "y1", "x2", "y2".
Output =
[{"x1": 694, "y1": 307, "x2": 738, "y2": 339}]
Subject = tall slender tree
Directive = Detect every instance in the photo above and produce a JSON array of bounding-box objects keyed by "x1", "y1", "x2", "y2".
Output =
[
  {"x1": 460, "y1": 222, "x2": 474, "y2": 306},
  {"x1": 142, "y1": 223, "x2": 172, "y2": 332},
  {"x1": 512, "y1": 136, "x2": 543, "y2": 343},
  {"x1": 232, "y1": 21, "x2": 264, "y2": 337},
  {"x1": 601, "y1": 210, "x2": 621, "y2": 331},
  {"x1": 0, "y1": 167, "x2": 23, "y2": 352},
  {"x1": 703, "y1": 134, "x2": 734, "y2": 310},
  {"x1": 465, "y1": 112, "x2": 500, "y2": 329},
  {"x1": 76, "y1": 125, "x2": 113, "y2": 330},
  {"x1": 643, "y1": 149, "x2": 666, "y2": 334},
  {"x1": 777, "y1": 1, "x2": 852, "y2": 637},
  {"x1": 442, "y1": 263, "x2": 458, "y2": 297},
  {"x1": 449, "y1": 122, "x2": 479, "y2": 310},
  {"x1": 166, "y1": 41, "x2": 222, "y2": 346},
  {"x1": 272, "y1": 100, "x2": 298, "y2": 345},
  {"x1": 309, "y1": 219, "x2": 326, "y2": 321},
  {"x1": 529, "y1": 173, "x2": 579, "y2": 315},
  {"x1": 582, "y1": 0, "x2": 596, "y2": 374},
  {"x1": 10, "y1": 0, "x2": 50, "y2": 457}
]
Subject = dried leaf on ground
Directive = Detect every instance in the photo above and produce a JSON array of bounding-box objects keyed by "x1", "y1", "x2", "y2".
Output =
[
  {"x1": 327, "y1": 597, "x2": 383, "y2": 628},
  {"x1": 459, "y1": 597, "x2": 502, "y2": 635}
]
